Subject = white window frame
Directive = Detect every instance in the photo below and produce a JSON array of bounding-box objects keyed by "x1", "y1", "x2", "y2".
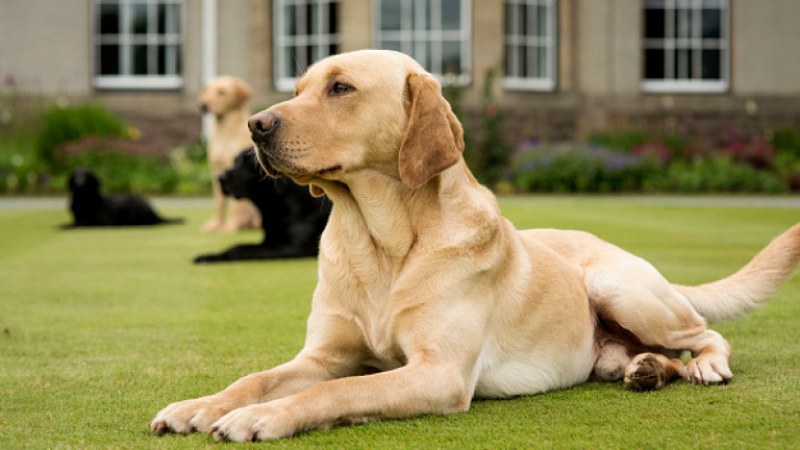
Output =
[
  {"x1": 373, "y1": 0, "x2": 472, "y2": 85},
  {"x1": 503, "y1": 0, "x2": 558, "y2": 92},
  {"x1": 642, "y1": 0, "x2": 729, "y2": 93},
  {"x1": 93, "y1": 0, "x2": 183, "y2": 90},
  {"x1": 273, "y1": 0, "x2": 340, "y2": 92}
]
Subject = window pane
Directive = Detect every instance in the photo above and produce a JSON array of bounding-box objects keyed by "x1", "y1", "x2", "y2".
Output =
[
  {"x1": 442, "y1": 0, "x2": 460, "y2": 31},
  {"x1": 329, "y1": 44, "x2": 338, "y2": 56},
  {"x1": 536, "y1": 46, "x2": 547, "y2": 78},
  {"x1": 701, "y1": 49, "x2": 721, "y2": 79},
  {"x1": 413, "y1": 40, "x2": 431, "y2": 71},
  {"x1": 644, "y1": 48, "x2": 665, "y2": 79},
  {"x1": 412, "y1": 0, "x2": 430, "y2": 31},
  {"x1": 157, "y1": 45, "x2": 166, "y2": 74},
  {"x1": 505, "y1": 2, "x2": 515, "y2": 35},
  {"x1": 381, "y1": 0, "x2": 402, "y2": 30},
  {"x1": 132, "y1": 45, "x2": 148, "y2": 74},
  {"x1": 307, "y1": 3, "x2": 317, "y2": 34},
  {"x1": 644, "y1": 8, "x2": 665, "y2": 38},
  {"x1": 284, "y1": 4, "x2": 297, "y2": 36},
  {"x1": 132, "y1": 3, "x2": 148, "y2": 35},
  {"x1": 328, "y1": 2, "x2": 338, "y2": 34},
  {"x1": 701, "y1": 9, "x2": 721, "y2": 39},
  {"x1": 99, "y1": 45, "x2": 119, "y2": 75},
  {"x1": 520, "y1": 4, "x2": 529, "y2": 36},
  {"x1": 537, "y1": 4, "x2": 548, "y2": 37},
  {"x1": 382, "y1": 40, "x2": 402, "y2": 52},
  {"x1": 284, "y1": 46, "x2": 299, "y2": 77},
  {"x1": 99, "y1": 3, "x2": 119, "y2": 34},
  {"x1": 505, "y1": 44, "x2": 514, "y2": 77},
  {"x1": 675, "y1": 48, "x2": 692, "y2": 79},
  {"x1": 442, "y1": 41, "x2": 461, "y2": 75},
  {"x1": 675, "y1": 8, "x2": 692, "y2": 39},
  {"x1": 157, "y1": 3, "x2": 167, "y2": 34}
]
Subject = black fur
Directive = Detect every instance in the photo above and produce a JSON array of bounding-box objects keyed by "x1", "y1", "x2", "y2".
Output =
[
  {"x1": 64, "y1": 168, "x2": 183, "y2": 227},
  {"x1": 193, "y1": 149, "x2": 331, "y2": 263}
]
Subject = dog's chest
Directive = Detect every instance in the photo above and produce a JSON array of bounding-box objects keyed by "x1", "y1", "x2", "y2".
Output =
[{"x1": 348, "y1": 285, "x2": 408, "y2": 371}]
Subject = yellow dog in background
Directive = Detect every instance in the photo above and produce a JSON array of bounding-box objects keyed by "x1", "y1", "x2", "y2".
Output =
[
  {"x1": 199, "y1": 76, "x2": 260, "y2": 233},
  {"x1": 153, "y1": 50, "x2": 800, "y2": 441}
]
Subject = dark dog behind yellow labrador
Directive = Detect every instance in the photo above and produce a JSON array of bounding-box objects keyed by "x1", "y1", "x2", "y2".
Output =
[
  {"x1": 65, "y1": 168, "x2": 182, "y2": 227},
  {"x1": 193, "y1": 149, "x2": 330, "y2": 263}
]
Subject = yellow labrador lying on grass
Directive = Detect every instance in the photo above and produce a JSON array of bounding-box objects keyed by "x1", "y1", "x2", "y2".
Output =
[{"x1": 152, "y1": 50, "x2": 800, "y2": 441}]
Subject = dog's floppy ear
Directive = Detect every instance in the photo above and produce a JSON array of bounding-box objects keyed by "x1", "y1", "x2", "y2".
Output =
[
  {"x1": 398, "y1": 73, "x2": 465, "y2": 189},
  {"x1": 233, "y1": 79, "x2": 253, "y2": 107}
]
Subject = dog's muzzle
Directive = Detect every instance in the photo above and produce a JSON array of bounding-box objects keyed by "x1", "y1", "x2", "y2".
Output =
[{"x1": 248, "y1": 111, "x2": 280, "y2": 148}]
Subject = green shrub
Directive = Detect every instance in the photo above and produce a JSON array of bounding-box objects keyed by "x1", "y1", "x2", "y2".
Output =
[
  {"x1": 36, "y1": 104, "x2": 128, "y2": 169},
  {"x1": 54, "y1": 150, "x2": 180, "y2": 194},
  {"x1": 644, "y1": 156, "x2": 787, "y2": 193},
  {"x1": 511, "y1": 143, "x2": 661, "y2": 193}
]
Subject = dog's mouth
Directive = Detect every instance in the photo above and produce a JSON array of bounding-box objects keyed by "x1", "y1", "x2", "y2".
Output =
[{"x1": 254, "y1": 144, "x2": 342, "y2": 181}]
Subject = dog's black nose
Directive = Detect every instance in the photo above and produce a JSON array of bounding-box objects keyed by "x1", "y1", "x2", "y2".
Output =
[{"x1": 248, "y1": 111, "x2": 280, "y2": 143}]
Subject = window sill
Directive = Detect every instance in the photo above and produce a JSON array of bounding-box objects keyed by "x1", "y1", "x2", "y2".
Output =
[
  {"x1": 94, "y1": 76, "x2": 183, "y2": 91},
  {"x1": 503, "y1": 78, "x2": 556, "y2": 92},
  {"x1": 641, "y1": 80, "x2": 728, "y2": 94}
]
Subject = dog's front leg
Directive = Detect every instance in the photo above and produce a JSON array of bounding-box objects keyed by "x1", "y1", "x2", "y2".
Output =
[
  {"x1": 150, "y1": 352, "x2": 347, "y2": 435},
  {"x1": 210, "y1": 355, "x2": 475, "y2": 442}
]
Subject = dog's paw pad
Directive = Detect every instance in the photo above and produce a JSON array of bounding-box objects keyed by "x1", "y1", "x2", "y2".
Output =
[{"x1": 624, "y1": 355, "x2": 666, "y2": 391}]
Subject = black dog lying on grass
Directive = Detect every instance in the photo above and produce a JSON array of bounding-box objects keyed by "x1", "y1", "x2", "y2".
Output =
[
  {"x1": 193, "y1": 149, "x2": 331, "y2": 263},
  {"x1": 65, "y1": 168, "x2": 183, "y2": 227}
]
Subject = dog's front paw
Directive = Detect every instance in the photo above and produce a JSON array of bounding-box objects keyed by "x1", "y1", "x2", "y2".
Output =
[
  {"x1": 211, "y1": 402, "x2": 294, "y2": 442},
  {"x1": 686, "y1": 353, "x2": 732, "y2": 385},
  {"x1": 150, "y1": 396, "x2": 235, "y2": 435}
]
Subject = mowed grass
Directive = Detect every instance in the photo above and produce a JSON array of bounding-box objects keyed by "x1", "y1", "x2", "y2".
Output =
[{"x1": 1, "y1": 196, "x2": 799, "y2": 449}]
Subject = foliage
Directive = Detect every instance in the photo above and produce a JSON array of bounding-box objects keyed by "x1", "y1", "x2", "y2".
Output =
[
  {"x1": 0, "y1": 97, "x2": 211, "y2": 195},
  {"x1": 511, "y1": 142, "x2": 661, "y2": 193},
  {"x1": 449, "y1": 68, "x2": 512, "y2": 188},
  {"x1": 36, "y1": 104, "x2": 128, "y2": 169}
]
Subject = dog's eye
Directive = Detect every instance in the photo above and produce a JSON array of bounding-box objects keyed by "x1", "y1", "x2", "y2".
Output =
[{"x1": 329, "y1": 82, "x2": 355, "y2": 97}]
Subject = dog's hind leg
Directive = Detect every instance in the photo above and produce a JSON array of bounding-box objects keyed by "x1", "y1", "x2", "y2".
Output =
[{"x1": 587, "y1": 265, "x2": 733, "y2": 388}]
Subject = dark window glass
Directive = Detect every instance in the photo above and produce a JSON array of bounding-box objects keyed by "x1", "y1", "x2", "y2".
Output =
[
  {"x1": 442, "y1": 0, "x2": 460, "y2": 30},
  {"x1": 644, "y1": 8, "x2": 664, "y2": 38},
  {"x1": 381, "y1": 0, "x2": 401, "y2": 30},
  {"x1": 284, "y1": 4, "x2": 297, "y2": 36},
  {"x1": 328, "y1": 2, "x2": 338, "y2": 34},
  {"x1": 132, "y1": 3, "x2": 148, "y2": 34},
  {"x1": 132, "y1": 45, "x2": 148, "y2": 74},
  {"x1": 99, "y1": 3, "x2": 119, "y2": 34},
  {"x1": 157, "y1": 45, "x2": 166, "y2": 74},
  {"x1": 701, "y1": 9, "x2": 721, "y2": 38},
  {"x1": 442, "y1": 41, "x2": 461, "y2": 75},
  {"x1": 99, "y1": 45, "x2": 119, "y2": 75},
  {"x1": 702, "y1": 49, "x2": 721, "y2": 79},
  {"x1": 644, "y1": 48, "x2": 664, "y2": 79}
]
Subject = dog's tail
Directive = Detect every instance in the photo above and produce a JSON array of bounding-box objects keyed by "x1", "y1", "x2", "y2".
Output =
[{"x1": 673, "y1": 223, "x2": 800, "y2": 324}]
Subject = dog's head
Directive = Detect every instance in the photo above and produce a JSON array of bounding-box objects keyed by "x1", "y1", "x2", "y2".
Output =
[
  {"x1": 68, "y1": 168, "x2": 101, "y2": 195},
  {"x1": 199, "y1": 76, "x2": 253, "y2": 117},
  {"x1": 248, "y1": 50, "x2": 464, "y2": 190},
  {"x1": 218, "y1": 149, "x2": 263, "y2": 200}
]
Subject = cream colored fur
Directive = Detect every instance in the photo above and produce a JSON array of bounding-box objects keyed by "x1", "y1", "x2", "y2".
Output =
[
  {"x1": 199, "y1": 76, "x2": 260, "y2": 233},
  {"x1": 152, "y1": 51, "x2": 800, "y2": 441}
]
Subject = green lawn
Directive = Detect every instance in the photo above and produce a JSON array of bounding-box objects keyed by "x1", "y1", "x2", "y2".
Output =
[{"x1": 1, "y1": 196, "x2": 799, "y2": 449}]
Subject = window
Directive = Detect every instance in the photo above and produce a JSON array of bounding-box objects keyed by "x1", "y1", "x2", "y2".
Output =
[
  {"x1": 642, "y1": 0, "x2": 729, "y2": 93},
  {"x1": 375, "y1": 0, "x2": 472, "y2": 84},
  {"x1": 94, "y1": 0, "x2": 182, "y2": 89},
  {"x1": 504, "y1": 0, "x2": 557, "y2": 91},
  {"x1": 273, "y1": 0, "x2": 340, "y2": 92}
]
